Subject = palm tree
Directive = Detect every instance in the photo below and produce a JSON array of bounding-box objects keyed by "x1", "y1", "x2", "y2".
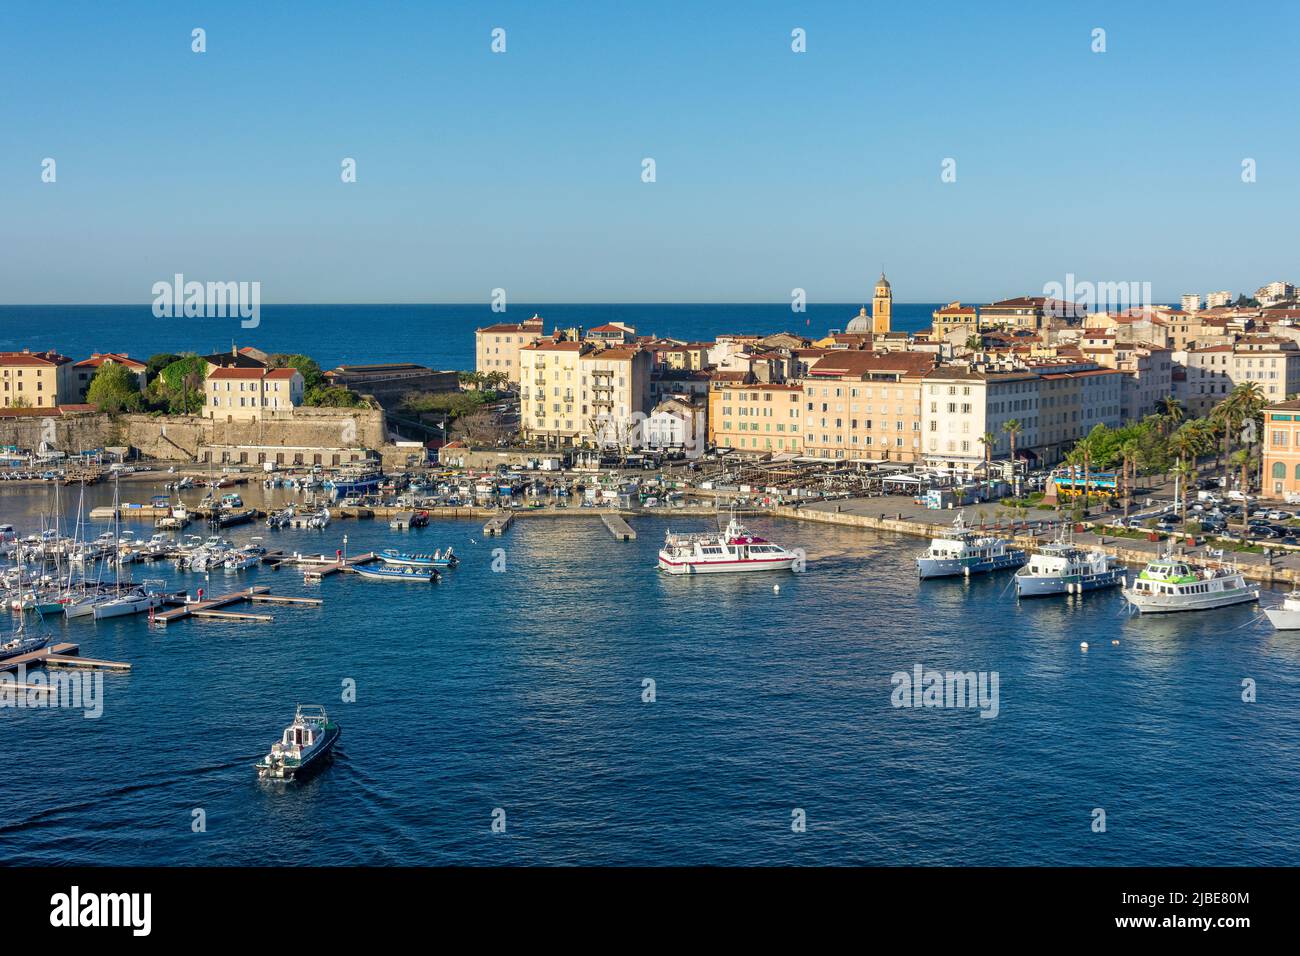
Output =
[
  {"x1": 978, "y1": 431, "x2": 997, "y2": 498},
  {"x1": 1119, "y1": 437, "x2": 1139, "y2": 522},
  {"x1": 1230, "y1": 448, "x2": 1252, "y2": 538},
  {"x1": 1156, "y1": 396, "x2": 1185, "y2": 435},
  {"x1": 1002, "y1": 419, "x2": 1023, "y2": 493}
]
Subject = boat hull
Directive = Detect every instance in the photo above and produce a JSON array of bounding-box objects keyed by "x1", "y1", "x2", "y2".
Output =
[
  {"x1": 917, "y1": 551, "x2": 1027, "y2": 580},
  {"x1": 1265, "y1": 607, "x2": 1300, "y2": 630},
  {"x1": 353, "y1": 567, "x2": 438, "y2": 582},
  {"x1": 1122, "y1": 586, "x2": 1259, "y2": 614},
  {"x1": 1015, "y1": 568, "x2": 1126, "y2": 597},
  {"x1": 657, "y1": 554, "x2": 796, "y2": 574},
  {"x1": 93, "y1": 595, "x2": 162, "y2": 619}
]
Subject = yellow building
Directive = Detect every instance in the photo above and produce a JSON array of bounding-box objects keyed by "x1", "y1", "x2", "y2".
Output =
[
  {"x1": 931, "y1": 302, "x2": 979, "y2": 339},
  {"x1": 708, "y1": 382, "x2": 803, "y2": 454},
  {"x1": 475, "y1": 315, "x2": 547, "y2": 384},
  {"x1": 519, "y1": 341, "x2": 588, "y2": 445},
  {"x1": 0, "y1": 349, "x2": 76, "y2": 409}
]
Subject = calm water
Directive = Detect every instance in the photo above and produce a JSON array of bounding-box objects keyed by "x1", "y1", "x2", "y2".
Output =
[
  {"x1": 1, "y1": 481, "x2": 1298, "y2": 866},
  {"x1": 0, "y1": 303, "x2": 940, "y2": 372}
]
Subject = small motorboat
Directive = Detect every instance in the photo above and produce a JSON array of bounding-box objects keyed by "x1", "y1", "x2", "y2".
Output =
[
  {"x1": 378, "y1": 547, "x2": 457, "y2": 569},
  {"x1": 256, "y1": 705, "x2": 341, "y2": 781},
  {"x1": 353, "y1": 564, "x2": 439, "y2": 583}
]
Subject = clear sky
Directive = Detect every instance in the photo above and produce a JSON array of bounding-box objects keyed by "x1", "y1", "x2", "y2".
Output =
[{"x1": 1, "y1": 0, "x2": 1296, "y2": 305}]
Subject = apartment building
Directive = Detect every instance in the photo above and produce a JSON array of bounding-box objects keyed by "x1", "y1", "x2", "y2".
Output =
[
  {"x1": 921, "y1": 366, "x2": 1041, "y2": 474},
  {"x1": 644, "y1": 396, "x2": 706, "y2": 453},
  {"x1": 931, "y1": 302, "x2": 979, "y2": 340},
  {"x1": 519, "y1": 341, "x2": 588, "y2": 445},
  {"x1": 801, "y1": 351, "x2": 934, "y2": 462},
  {"x1": 0, "y1": 349, "x2": 76, "y2": 409},
  {"x1": 581, "y1": 346, "x2": 653, "y2": 449},
  {"x1": 708, "y1": 382, "x2": 803, "y2": 454},
  {"x1": 1028, "y1": 361, "x2": 1125, "y2": 461},
  {"x1": 1181, "y1": 294, "x2": 1201, "y2": 313},
  {"x1": 205, "y1": 366, "x2": 304, "y2": 421},
  {"x1": 475, "y1": 314, "x2": 547, "y2": 384}
]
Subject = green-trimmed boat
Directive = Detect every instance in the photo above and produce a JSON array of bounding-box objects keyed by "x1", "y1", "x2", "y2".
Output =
[
  {"x1": 256, "y1": 705, "x2": 341, "y2": 781},
  {"x1": 1122, "y1": 557, "x2": 1257, "y2": 614}
]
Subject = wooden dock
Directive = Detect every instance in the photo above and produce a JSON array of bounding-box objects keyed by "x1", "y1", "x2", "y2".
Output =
[
  {"x1": 296, "y1": 552, "x2": 378, "y2": 581},
  {"x1": 483, "y1": 513, "x2": 513, "y2": 536},
  {"x1": 151, "y1": 585, "x2": 318, "y2": 625},
  {"x1": 0, "y1": 643, "x2": 131, "y2": 673},
  {"x1": 601, "y1": 513, "x2": 637, "y2": 541}
]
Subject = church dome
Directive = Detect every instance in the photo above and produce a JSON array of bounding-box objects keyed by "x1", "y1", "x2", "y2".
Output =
[
  {"x1": 846, "y1": 306, "x2": 871, "y2": 333},
  {"x1": 876, "y1": 273, "x2": 891, "y2": 290}
]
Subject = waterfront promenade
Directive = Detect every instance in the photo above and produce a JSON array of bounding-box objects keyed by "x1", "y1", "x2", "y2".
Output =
[{"x1": 777, "y1": 495, "x2": 1300, "y2": 586}]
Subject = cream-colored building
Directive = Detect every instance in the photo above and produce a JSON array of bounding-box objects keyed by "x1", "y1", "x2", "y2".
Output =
[
  {"x1": 0, "y1": 349, "x2": 76, "y2": 409},
  {"x1": 801, "y1": 351, "x2": 934, "y2": 462},
  {"x1": 73, "y1": 353, "x2": 148, "y2": 401},
  {"x1": 519, "y1": 342, "x2": 654, "y2": 447},
  {"x1": 931, "y1": 302, "x2": 979, "y2": 340},
  {"x1": 708, "y1": 382, "x2": 803, "y2": 454},
  {"x1": 475, "y1": 315, "x2": 547, "y2": 384},
  {"x1": 206, "y1": 366, "x2": 304, "y2": 421}
]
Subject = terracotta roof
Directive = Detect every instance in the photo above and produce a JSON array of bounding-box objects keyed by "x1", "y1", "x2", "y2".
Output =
[
  {"x1": 0, "y1": 350, "x2": 71, "y2": 367},
  {"x1": 74, "y1": 352, "x2": 146, "y2": 370}
]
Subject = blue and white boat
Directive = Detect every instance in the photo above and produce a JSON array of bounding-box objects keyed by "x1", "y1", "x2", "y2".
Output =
[
  {"x1": 1015, "y1": 542, "x2": 1124, "y2": 597},
  {"x1": 916, "y1": 516, "x2": 1026, "y2": 580},
  {"x1": 378, "y1": 547, "x2": 457, "y2": 569},
  {"x1": 326, "y1": 467, "x2": 384, "y2": 500},
  {"x1": 353, "y1": 564, "x2": 439, "y2": 583}
]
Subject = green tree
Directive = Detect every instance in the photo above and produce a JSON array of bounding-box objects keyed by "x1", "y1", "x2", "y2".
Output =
[
  {"x1": 270, "y1": 353, "x2": 326, "y2": 391},
  {"x1": 85, "y1": 362, "x2": 143, "y2": 413},
  {"x1": 156, "y1": 354, "x2": 208, "y2": 414},
  {"x1": 304, "y1": 385, "x2": 365, "y2": 408}
]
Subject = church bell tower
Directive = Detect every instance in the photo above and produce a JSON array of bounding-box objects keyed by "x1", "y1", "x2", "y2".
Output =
[{"x1": 872, "y1": 272, "x2": 892, "y2": 335}]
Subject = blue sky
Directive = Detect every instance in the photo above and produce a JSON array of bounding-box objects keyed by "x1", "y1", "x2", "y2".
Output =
[{"x1": 1, "y1": 0, "x2": 1295, "y2": 304}]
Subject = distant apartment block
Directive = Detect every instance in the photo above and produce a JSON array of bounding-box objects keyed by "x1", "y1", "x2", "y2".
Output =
[
  {"x1": 475, "y1": 314, "x2": 547, "y2": 384},
  {"x1": 1206, "y1": 291, "x2": 1233, "y2": 309},
  {"x1": 1181, "y1": 294, "x2": 1201, "y2": 313},
  {"x1": 0, "y1": 349, "x2": 76, "y2": 408},
  {"x1": 707, "y1": 382, "x2": 803, "y2": 455}
]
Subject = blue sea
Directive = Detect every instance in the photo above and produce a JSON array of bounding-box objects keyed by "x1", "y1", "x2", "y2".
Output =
[
  {"x1": 0, "y1": 303, "x2": 940, "y2": 372},
  {"x1": 1, "y1": 481, "x2": 1298, "y2": 866}
]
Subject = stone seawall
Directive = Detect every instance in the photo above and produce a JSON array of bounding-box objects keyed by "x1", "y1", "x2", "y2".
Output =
[
  {"x1": 0, "y1": 408, "x2": 390, "y2": 462},
  {"x1": 771, "y1": 504, "x2": 1300, "y2": 586}
]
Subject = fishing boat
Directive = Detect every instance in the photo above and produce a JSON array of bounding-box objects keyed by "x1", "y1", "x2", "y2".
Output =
[
  {"x1": 211, "y1": 508, "x2": 257, "y2": 529},
  {"x1": 256, "y1": 705, "x2": 341, "y2": 781},
  {"x1": 224, "y1": 545, "x2": 266, "y2": 571},
  {"x1": 378, "y1": 547, "x2": 457, "y2": 569},
  {"x1": 1121, "y1": 557, "x2": 1258, "y2": 614},
  {"x1": 916, "y1": 515, "x2": 1027, "y2": 580},
  {"x1": 657, "y1": 511, "x2": 798, "y2": 574},
  {"x1": 352, "y1": 564, "x2": 439, "y2": 583},
  {"x1": 1015, "y1": 542, "x2": 1125, "y2": 597},
  {"x1": 1265, "y1": 590, "x2": 1300, "y2": 630}
]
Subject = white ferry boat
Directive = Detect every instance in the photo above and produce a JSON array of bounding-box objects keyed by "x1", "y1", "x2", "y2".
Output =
[
  {"x1": 1265, "y1": 590, "x2": 1300, "y2": 630},
  {"x1": 657, "y1": 514, "x2": 798, "y2": 575},
  {"x1": 916, "y1": 517, "x2": 1026, "y2": 580},
  {"x1": 1015, "y1": 543, "x2": 1125, "y2": 597},
  {"x1": 1122, "y1": 557, "x2": 1258, "y2": 613}
]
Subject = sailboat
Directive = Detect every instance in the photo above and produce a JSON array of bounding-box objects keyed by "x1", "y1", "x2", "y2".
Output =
[{"x1": 0, "y1": 614, "x2": 52, "y2": 662}]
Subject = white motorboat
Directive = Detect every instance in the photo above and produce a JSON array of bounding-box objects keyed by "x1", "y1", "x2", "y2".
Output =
[
  {"x1": 1265, "y1": 590, "x2": 1300, "y2": 630},
  {"x1": 916, "y1": 516, "x2": 1027, "y2": 580},
  {"x1": 1015, "y1": 542, "x2": 1125, "y2": 597},
  {"x1": 256, "y1": 705, "x2": 341, "y2": 781},
  {"x1": 92, "y1": 581, "x2": 166, "y2": 619}
]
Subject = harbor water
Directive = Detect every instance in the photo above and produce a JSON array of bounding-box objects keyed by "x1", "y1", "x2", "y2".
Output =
[{"x1": 1, "y1": 482, "x2": 1298, "y2": 865}]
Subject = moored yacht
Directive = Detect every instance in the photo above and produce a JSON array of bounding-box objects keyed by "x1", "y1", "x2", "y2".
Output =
[
  {"x1": 1265, "y1": 590, "x2": 1300, "y2": 630},
  {"x1": 657, "y1": 513, "x2": 798, "y2": 574},
  {"x1": 1122, "y1": 558, "x2": 1258, "y2": 613},
  {"x1": 256, "y1": 705, "x2": 341, "y2": 781},
  {"x1": 916, "y1": 517, "x2": 1026, "y2": 580},
  {"x1": 1015, "y1": 543, "x2": 1125, "y2": 597}
]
